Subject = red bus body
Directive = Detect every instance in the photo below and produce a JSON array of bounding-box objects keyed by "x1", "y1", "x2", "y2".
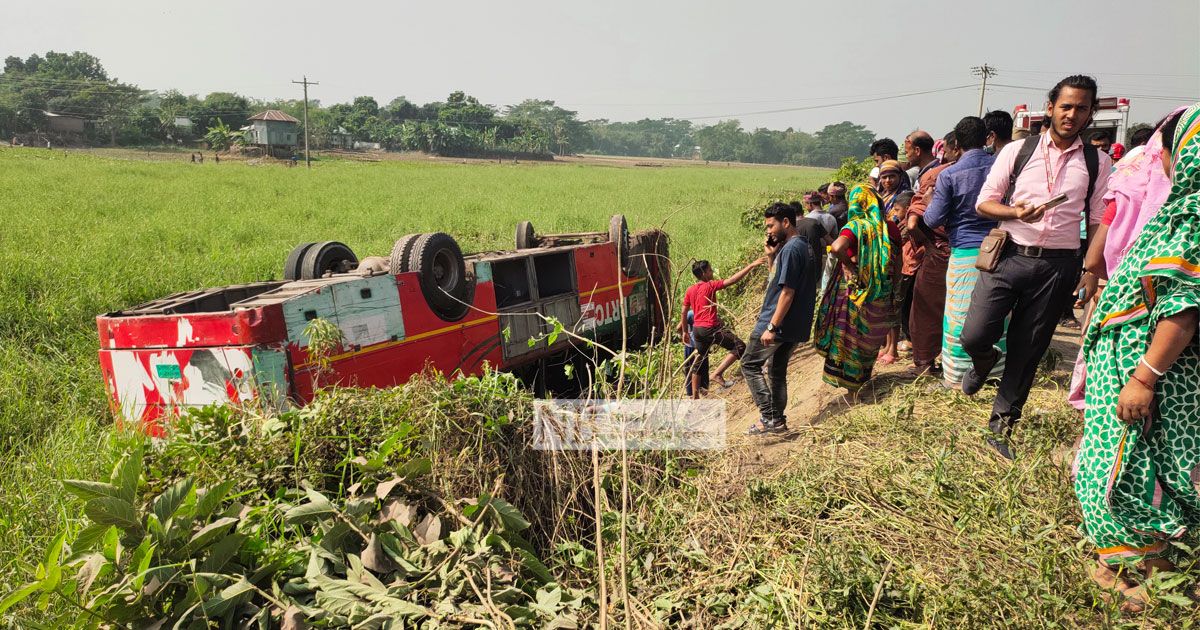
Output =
[{"x1": 97, "y1": 232, "x2": 669, "y2": 434}]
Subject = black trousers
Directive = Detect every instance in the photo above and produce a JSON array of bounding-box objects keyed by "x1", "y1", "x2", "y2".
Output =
[
  {"x1": 688, "y1": 325, "x2": 746, "y2": 376},
  {"x1": 959, "y1": 251, "x2": 1079, "y2": 424},
  {"x1": 740, "y1": 337, "x2": 798, "y2": 425}
]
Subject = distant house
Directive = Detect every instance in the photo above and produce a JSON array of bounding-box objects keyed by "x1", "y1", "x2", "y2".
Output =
[
  {"x1": 44, "y1": 111, "x2": 86, "y2": 134},
  {"x1": 245, "y1": 110, "x2": 300, "y2": 156},
  {"x1": 329, "y1": 126, "x2": 353, "y2": 149}
]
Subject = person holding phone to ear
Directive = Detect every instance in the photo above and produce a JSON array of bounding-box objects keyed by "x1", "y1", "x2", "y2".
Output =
[{"x1": 960, "y1": 75, "x2": 1112, "y2": 460}]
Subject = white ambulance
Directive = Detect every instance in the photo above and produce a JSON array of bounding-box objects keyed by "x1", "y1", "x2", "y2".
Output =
[{"x1": 1013, "y1": 97, "x2": 1131, "y2": 145}]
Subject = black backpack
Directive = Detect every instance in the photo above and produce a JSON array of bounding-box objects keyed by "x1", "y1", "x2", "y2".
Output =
[
  {"x1": 1001, "y1": 135, "x2": 1099, "y2": 258},
  {"x1": 1001, "y1": 135, "x2": 1100, "y2": 210}
]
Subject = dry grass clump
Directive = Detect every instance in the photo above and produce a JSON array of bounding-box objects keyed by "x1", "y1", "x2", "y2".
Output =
[{"x1": 589, "y1": 372, "x2": 1200, "y2": 628}]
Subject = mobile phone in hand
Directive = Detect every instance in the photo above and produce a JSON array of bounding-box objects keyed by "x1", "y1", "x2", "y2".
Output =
[{"x1": 1041, "y1": 193, "x2": 1069, "y2": 211}]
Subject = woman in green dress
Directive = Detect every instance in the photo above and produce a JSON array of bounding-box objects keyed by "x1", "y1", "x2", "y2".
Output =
[
  {"x1": 814, "y1": 184, "x2": 900, "y2": 391},
  {"x1": 1074, "y1": 102, "x2": 1200, "y2": 611}
]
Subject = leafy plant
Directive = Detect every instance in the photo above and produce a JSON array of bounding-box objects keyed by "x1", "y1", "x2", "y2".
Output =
[
  {"x1": 832, "y1": 156, "x2": 875, "y2": 187},
  {"x1": 203, "y1": 118, "x2": 240, "y2": 152},
  {"x1": 4, "y1": 382, "x2": 584, "y2": 628},
  {"x1": 303, "y1": 317, "x2": 344, "y2": 388}
]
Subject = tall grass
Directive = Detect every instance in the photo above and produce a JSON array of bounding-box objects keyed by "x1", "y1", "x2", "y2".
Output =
[
  {"x1": 0, "y1": 147, "x2": 827, "y2": 612},
  {"x1": 10, "y1": 148, "x2": 1187, "y2": 626}
]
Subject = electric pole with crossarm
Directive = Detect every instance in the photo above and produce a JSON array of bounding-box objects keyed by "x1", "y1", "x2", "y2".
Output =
[
  {"x1": 971, "y1": 64, "x2": 997, "y2": 117},
  {"x1": 292, "y1": 76, "x2": 318, "y2": 168}
]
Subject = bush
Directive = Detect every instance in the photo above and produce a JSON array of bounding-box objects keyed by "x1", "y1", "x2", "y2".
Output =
[
  {"x1": 832, "y1": 156, "x2": 874, "y2": 188},
  {"x1": 2, "y1": 372, "x2": 590, "y2": 628}
]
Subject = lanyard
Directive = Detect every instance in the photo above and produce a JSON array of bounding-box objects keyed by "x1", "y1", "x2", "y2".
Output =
[{"x1": 1041, "y1": 138, "x2": 1056, "y2": 196}]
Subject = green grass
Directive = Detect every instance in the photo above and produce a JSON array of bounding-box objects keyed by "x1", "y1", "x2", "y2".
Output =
[
  {"x1": 0, "y1": 147, "x2": 827, "y2": 609},
  {"x1": 9, "y1": 148, "x2": 1197, "y2": 627}
]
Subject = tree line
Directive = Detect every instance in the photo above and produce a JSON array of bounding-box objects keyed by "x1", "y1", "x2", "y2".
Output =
[{"x1": 0, "y1": 51, "x2": 875, "y2": 166}]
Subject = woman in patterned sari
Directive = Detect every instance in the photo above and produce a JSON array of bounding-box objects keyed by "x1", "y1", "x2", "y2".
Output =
[
  {"x1": 1074, "y1": 102, "x2": 1200, "y2": 611},
  {"x1": 814, "y1": 184, "x2": 899, "y2": 392}
]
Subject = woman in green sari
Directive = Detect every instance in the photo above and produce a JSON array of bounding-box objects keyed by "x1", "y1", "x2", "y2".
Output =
[
  {"x1": 1075, "y1": 102, "x2": 1200, "y2": 611},
  {"x1": 814, "y1": 184, "x2": 900, "y2": 391}
]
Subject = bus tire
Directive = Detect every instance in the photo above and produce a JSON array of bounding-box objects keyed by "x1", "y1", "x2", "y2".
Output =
[
  {"x1": 407, "y1": 232, "x2": 470, "y2": 321},
  {"x1": 388, "y1": 234, "x2": 422, "y2": 275},
  {"x1": 609, "y1": 214, "x2": 630, "y2": 273},
  {"x1": 283, "y1": 242, "x2": 318, "y2": 280},
  {"x1": 300, "y1": 241, "x2": 358, "y2": 279},
  {"x1": 515, "y1": 220, "x2": 538, "y2": 249}
]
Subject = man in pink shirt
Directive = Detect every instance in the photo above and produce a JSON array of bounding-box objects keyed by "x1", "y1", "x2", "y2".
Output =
[{"x1": 960, "y1": 75, "x2": 1112, "y2": 459}]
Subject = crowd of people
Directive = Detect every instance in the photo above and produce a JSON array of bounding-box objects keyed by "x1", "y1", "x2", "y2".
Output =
[{"x1": 680, "y1": 75, "x2": 1200, "y2": 610}]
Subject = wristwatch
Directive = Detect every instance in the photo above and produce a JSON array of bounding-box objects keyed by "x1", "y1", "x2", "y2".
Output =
[{"x1": 766, "y1": 323, "x2": 782, "y2": 334}]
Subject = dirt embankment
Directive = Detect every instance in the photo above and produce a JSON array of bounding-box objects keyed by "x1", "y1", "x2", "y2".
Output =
[{"x1": 707, "y1": 312, "x2": 1084, "y2": 459}]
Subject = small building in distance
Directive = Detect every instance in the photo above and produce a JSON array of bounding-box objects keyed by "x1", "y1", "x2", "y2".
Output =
[
  {"x1": 44, "y1": 111, "x2": 87, "y2": 134},
  {"x1": 328, "y1": 126, "x2": 353, "y2": 150},
  {"x1": 245, "y1": 110, "x2": 300, "y2": 156}
]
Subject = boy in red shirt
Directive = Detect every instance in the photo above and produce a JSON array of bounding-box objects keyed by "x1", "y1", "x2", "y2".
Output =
[{"x1": 680, "y1": 257, "x2": 765, "y2": 398}]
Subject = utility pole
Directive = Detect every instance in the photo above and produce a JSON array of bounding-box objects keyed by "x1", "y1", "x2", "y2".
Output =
[
  {"x1": 292, "y1": 76, "x2": 318, "y2": 168},
  {"x1": 971, "y1": 64, "x2": 997, "y2": 117}
]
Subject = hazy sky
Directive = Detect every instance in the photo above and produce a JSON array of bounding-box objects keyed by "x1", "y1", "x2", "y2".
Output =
[{"x1": 5, "y1": 0, "x2": 1198, "y2": 140}]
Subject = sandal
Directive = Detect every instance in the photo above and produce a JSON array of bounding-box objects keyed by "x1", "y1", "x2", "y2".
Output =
[{"x1": 1090, "y1": 562, "x2": 1148, "y2": 614}]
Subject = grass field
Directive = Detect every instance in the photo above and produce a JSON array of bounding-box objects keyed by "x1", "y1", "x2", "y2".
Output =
[
  {"x1": 4, "y1": 148, "x2": 1200, "y2": 627},
  {"x1": 0, "y1": 147, "x2": 826, "y2": 613}
]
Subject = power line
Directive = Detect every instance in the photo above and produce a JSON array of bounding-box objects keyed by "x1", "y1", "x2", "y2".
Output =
[
  {"x1": 32, "y1": 84, "x2": 980, "y2": 125},
  {"x1": 1003, "y1": 69, "x2": 1200, "y2": 79},
  {"x1": 10, "y1": 77, "x2": 982, "y2": 118},
  {"x1": 555, "y1": 84, "x2": 979, "y2": 108},
  {"x1": 988, "y1": 83, "x2": 1196, "y2": 102},
  {"x1": 0, "y1": 75, "x2": 137, "y2": 87},
  {"x1": 681, "y1": 84, "x2": 976, "y2": 121}
]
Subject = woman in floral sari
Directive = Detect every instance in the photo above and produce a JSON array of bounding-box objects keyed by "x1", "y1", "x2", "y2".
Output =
[
  {"x1": 1074, "y1": 102, "x2": 1200, "y2": 611},
  {"x1": 814, "y1": 184, "x2": 899, "y2": 391}
]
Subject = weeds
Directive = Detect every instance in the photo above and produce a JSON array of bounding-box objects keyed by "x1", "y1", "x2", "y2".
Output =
[
  {"x1": 1, "y1": 377, "x2": 585, "y2": 627},
  {"x1": 0, "y1": 149, "x2": 825, "y2": 620},
  {"x1": 9, "y1": 150, "x2": 1198, "y2": 627}
]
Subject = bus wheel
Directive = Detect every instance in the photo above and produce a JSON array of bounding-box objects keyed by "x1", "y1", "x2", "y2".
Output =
[
  {"x1": 283, "y1": 242, "x2": 317, "y2": 280},
  {"x1": 388, "y1": 234, "x2": 421, "y2": 275},
  {"x1": 515, "y1": 220, "x2": 538, "y2": 249},
  {"x1": 300, "y1": 241, "x2": 358, "y2": 279},
  {"x1": 609, "y1": 214, "x2": 630, "y2": 273},
  {"x1": 407, "y1": 232, "x2": 471, "y2": 321}
]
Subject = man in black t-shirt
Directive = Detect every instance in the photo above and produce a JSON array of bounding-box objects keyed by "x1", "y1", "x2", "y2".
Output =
[
  {"x1": 743, "y1": 202, "x2": 816, "y2": 435},
  {"x1": 792, "y1": 213, "x2": 827, "y2": 295}
]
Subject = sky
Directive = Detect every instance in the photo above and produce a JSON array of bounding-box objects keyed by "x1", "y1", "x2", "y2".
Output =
[{"x1": 4, "y1": 0, "x2": 1198, "y2": 141}]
